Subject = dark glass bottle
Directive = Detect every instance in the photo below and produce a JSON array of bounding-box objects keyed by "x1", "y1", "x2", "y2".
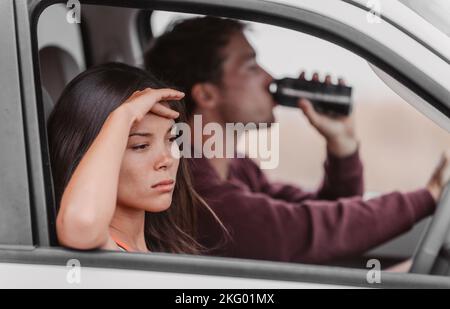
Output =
[{"x1": 269, "y1": 77, "x2": 353, "y2": 116}]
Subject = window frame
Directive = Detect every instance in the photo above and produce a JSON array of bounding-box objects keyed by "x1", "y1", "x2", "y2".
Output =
[{"x1": 2, "y1": 247, "x2": 450, "y2": 288}]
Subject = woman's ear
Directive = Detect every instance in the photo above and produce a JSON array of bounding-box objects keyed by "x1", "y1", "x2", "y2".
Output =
[{"x1": 191, "y1": 83, "x2": 220, "y2": 111}]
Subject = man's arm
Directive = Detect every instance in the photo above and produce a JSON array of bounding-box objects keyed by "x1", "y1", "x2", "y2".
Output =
[
  {"x1": 315, "y1": 147, "x2": 364, "y2": 199},
  {"x1": 241, "y1": 149, "x2": 363, "y2": 203},
  {"x1": 196, "y1": 181, "x2": 435, "y2": 264},
  {"x1": 285, "y1": 71, "x2": 362, "y2": 197},
  {"x1": 193, "y1": 150, "x2": 450, "y2": 264}
]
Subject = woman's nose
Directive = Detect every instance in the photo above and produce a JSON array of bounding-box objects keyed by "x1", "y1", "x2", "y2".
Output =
[{"x1": 154, "y1": 148, "x2": 174, "y2": 170}]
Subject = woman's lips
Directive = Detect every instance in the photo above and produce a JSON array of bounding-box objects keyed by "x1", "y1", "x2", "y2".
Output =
[{"x1": 151, "y1": 179, "x2": 175, "y2": 193}]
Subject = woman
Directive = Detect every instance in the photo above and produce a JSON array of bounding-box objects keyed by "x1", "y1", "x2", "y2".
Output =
[{"x1": 47, "y1": 63, "x2": 223, "y2": 253}]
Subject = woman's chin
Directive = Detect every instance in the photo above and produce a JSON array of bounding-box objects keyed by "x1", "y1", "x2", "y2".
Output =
[{"x1": 145, "y1": 196, "x2": 173, "y2": 212}]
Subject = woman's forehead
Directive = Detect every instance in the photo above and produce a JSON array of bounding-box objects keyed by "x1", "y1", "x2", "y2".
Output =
[{"x1": 131, "y1": 113, "x2": 175, "y2": 133}]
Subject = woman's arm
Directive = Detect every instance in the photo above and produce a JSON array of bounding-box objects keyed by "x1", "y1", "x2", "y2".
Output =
[{"x1": 56, "y1": 88, "x2": 184, "y2": 250}]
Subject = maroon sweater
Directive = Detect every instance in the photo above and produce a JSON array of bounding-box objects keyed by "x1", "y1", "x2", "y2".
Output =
[{"x1": 189, "y1": 150, "x2": 436, "y2": 264}]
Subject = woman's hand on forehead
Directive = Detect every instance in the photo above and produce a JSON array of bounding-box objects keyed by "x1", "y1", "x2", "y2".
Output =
[{"x1": 123, "y1": 88, "x2": 184, "y2": 123}]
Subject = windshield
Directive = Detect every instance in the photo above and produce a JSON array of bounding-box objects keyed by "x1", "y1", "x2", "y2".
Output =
[{"x1": 399, "y1": 0, "x2": 450, "y2": 36}]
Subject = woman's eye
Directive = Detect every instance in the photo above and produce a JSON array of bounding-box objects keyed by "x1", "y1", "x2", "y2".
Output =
[
  {"x1": 168, "y1": 133, "x2": 182, "y2": 143},
  {"x1": 132, "y1": 144, "x2": 149, "y2": 150}
]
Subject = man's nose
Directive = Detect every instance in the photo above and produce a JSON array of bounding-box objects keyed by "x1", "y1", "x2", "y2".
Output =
[{"x1": 260, "y1": 66, "x2": 274, "y2": 86}]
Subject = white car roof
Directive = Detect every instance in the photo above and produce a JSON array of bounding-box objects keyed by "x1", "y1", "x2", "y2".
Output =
[{"x1": 261, "y1": 0, "x2": 450, "y2": 62}]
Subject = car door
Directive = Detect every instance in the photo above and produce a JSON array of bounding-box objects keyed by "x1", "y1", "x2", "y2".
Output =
[
  {"x1": 1, "y1": 0, "x2": 450, "y2": 288},
  {"x1": 0, "y1": 0, "x2": 35, "y2": 248}
]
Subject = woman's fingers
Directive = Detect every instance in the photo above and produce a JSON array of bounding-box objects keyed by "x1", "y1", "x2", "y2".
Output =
[
  {"x1": 126, "y1": 90, "x2": 148, "y2": 102},
  {"x1": 151, "y1": 102, "x2": 180, "y2": 119},
  {"x1": 124, "y1": 88, "x2": 184, "y2": 120},
  {"x1": 146, "y1": 88, "x2": 184, "y2": 119},
  {"x1": 142, "y1": 87, "x2": 185, "y2": 102}
]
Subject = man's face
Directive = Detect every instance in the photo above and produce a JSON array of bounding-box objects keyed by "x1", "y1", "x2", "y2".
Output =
[{"x1": 216, "y1": 31, "x2": 275, "y2": 125}]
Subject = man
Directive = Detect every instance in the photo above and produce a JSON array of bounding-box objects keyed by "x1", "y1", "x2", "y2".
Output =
[{"x1": 145, "y1": 16, "x2": 449, "y2": 264}]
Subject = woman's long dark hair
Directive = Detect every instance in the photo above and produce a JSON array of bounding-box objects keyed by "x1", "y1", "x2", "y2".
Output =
[{"x1": 47, "y1": 62, "x2": 223, "y2": 254}]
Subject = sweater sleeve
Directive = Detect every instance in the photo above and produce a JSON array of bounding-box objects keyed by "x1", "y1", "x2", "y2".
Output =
[
  {"x1": 244, "y1": 149, "x2": 364, "y2": 203},
  {"x1": 196, "y1": 180, "x2": 436, "y2": 264},
  {"x1": 316, "y1": 148, "x2": 364, "y2": 199}
]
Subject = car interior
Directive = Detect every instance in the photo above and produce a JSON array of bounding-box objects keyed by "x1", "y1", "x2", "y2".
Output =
[{"x1": 34, "y1": 2, "x2": 450, "y2": 275}]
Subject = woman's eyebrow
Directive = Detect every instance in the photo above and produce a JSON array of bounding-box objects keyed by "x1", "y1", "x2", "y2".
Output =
[
  {"x1": 167, "y1": 126, "x2": 176, "y2": 134},
  {"x1": 129, "y1": 126, "x2": 174, "y2": 137},
  {"x1": 129, "y1": 132, "x2": 152, "y2": 137}
]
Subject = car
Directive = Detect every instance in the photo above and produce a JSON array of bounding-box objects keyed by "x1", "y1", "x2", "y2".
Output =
[{"x1": 1, "y1": 0, "x2": 450, "y2": 288}]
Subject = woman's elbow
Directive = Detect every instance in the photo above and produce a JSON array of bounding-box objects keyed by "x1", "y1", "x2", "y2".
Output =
[{"x1": 56, "y1": 208, "x2": 108, "y2": 250}]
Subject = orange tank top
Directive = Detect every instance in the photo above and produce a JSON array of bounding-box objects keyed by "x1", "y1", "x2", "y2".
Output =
[{"x1": 111, "y1": 236, "x2": 131, "y2": 252}]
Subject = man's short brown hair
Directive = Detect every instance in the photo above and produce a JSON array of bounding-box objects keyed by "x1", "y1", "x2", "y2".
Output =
[{"x1": 145, "y1": 16, "x2": 246, "y2": 118}]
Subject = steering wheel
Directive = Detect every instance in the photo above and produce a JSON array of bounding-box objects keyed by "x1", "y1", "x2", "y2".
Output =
[{"x1": 410, "y1": 183, "x2": 450, "y2": 274}]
